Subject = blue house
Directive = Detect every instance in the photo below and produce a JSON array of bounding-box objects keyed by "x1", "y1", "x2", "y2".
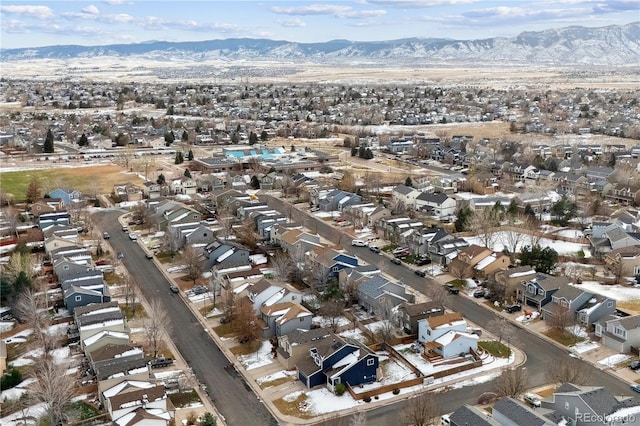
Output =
[
  {"x1": 49, "y1": 188, "x2": 81, "y2": 206},
  {"x1": 38, "y1": 212, "x2": 71, "y2": 230},
  {"x1": 296, "y1": 336, "x2": 378, "y2": 392},
  {"x1": 309, "y1": 248, "x2": 359, "y2": 290}
]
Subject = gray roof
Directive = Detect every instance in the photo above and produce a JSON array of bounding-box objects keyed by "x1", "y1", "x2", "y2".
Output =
[
  {"x1": 618, "y1": 315, "x2": 640, "y2": 330},
  {"x1": 95, "y1": 357, "x2": 149, "y2": 381},
  {"x1": 76, "y1": 309, "x2": 124, "y2": 327},
  {"x1": 416, "y1": 192, "x2": 449, "y2": 204},
  {"x1": 358, "y1": 275, "x2": 393, "y2": 299},
  {"x1": 449, "y1": 405, "x2": 500, "y2": 426},
  {"x1": 552, "y1": 283, "x2": 589, "y2": 302},
  {"x1": 493, "y1": 397, "x2": 553, "y2": 426},
  {"x1": 285, "y1": 328, "x2": 333, "y2": 345},
  {"x1": 393, "y1": 184, "x2": 416, "y2": 195}
]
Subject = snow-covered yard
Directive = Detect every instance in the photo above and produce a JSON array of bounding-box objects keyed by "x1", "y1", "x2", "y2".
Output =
[
  {"x1": 238, "y1": 340, "x2": 274, "y2": 371},
  {"x1": 598, "y1": 353, "x2": 629, "y2": 367},
  {"x1": 571, "y1": 340, "x2": 599, "y2": 354},
  {"x1": 312, "y1": 315, "x2": 351, "y2": 329},
  {"x1": 464, "y1": 232, "x2": 589, "y2": 256},
  {"x1": 578, "y1": 281, "x2": 640, "y2": 302}
]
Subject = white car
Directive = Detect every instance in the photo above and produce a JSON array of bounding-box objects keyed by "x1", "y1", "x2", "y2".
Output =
[
  {"x1": 351, "y1": 239, "x2": 367, "y2": 247},
  {"x1": 128, "y1": 233, "x2": 138, "y2": 241},
  {"x1": 524, "y1": 393, "x2": 541, "y2": 407}
]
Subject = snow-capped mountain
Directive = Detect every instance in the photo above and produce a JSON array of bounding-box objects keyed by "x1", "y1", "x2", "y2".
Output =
[{"x1": 1, "y1": 23, "x2": 638, "y2": 66}]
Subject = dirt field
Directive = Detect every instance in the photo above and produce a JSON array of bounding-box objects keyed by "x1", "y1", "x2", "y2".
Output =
[{"x1": 0, "y1": 165, "x2": 141, "y2": 201}]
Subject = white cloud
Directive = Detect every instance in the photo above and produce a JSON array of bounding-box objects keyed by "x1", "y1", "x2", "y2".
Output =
[
  {"x1": 0, "y1": 5, "x2": 54, "y2": 20},
  {"x1": 103, "y1": 0, "x2": 125, "y2": 4},
  {"x1": 271, "y1": 4, "x2": 385, "y2": 19},
  {"x1": 82, "y1": 5, "x2": 100, "y2": 15},
  {"x1": 101, "y1": 13, "x2": 134, "y2": 23},
  {"x1": 278, "y1": 18, "x2": 307, "y2": 28},
  {"x1": 365, "y1": 0, "x2": 480, "y2": 7}
]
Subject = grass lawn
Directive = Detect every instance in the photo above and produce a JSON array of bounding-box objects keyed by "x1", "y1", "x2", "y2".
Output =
[
  {"x1": 0, "y1": 165, "x2": 141, "y2": 201},
  {"x1": 68, "y1": 401, "x2": 101, "y2": 421},
  {"x1": 273, "y1": 392, "x2": 313, "y2": 419},
  {"x1": 617, "y1": 299, "x2": 640, "y2": 312},
  {"x1": 229, "y1": 340, "x2": 262, "y2": 356},
  {"x1": 259, "y1": 376, "x2": 294, "y2": 390},
  {"x1": 448, "y1": 279, "x2": 466, "y2": 287},
  {"x1": 381, "y1": 244, "x2": 398, "y2": 252},
  {"x1": 213, "y1": 323, "x2": 235, "y2": 337},
  {"x1": 154, "y1": 252, "x2": 175, "y2": 264},
  {"x1": 478, "y1": 340, "x2": 511, "y2": 358},
  {"x1": 120, "y1": 303, "x2": 146, "y2": 320},
  {"x1": 544, "y1": 328, "x2": 585, "y2": 346},
  {"x1": 168, "y1": 390, "x2": 202, "y2": 408}
]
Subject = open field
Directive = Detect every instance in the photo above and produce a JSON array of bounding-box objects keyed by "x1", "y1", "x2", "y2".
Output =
[{"x1": 0, "y1": 165, "x2": 140, "y2": 201}]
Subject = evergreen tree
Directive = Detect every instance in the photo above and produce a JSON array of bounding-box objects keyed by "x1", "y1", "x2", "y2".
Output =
[
  {"x1": 260, "y1": 130, "x2": 268, "y2": 141},
  {"x1": 231, "y1": 132, "x2": 239, "y2": 143},
  {"x1": 250, "y1": 175, "x2": 260, "y2": 189},
  {"x1": 164, "y1": 131, "x2": 175, "y2": 145},
  {"x1": 25, "y1": 176, "x2": 42, "y2": 203},
  {"x1": 405, "y1": 177, "x2": 413, "y2": 187},
  {"x1": 455, "y1": 206, "x2": 473, "y2": 232},
  {"x1": 157, "y1": 174, "x2": 166, "y2": 185},
  {"x1": 524, "y1": 203, "x2": 535, "y2": 218},
  {"x1": 507, "y1": 199, "x2": 519, "y2": 217},
  {"x1": 187, "y1": 150, "x2": 194, "y2": 161},
  {"x1": 184, "y1": 168, "x2": 191, "y2": 178},
  {"x1": 200, "y1": 413, "x2": 217, "y2": 426},
  {"x1": 363, "y1": 148, "x2": 374, "y2": 159},
  {"x1": 78, "y1": 132, "x2": 88, "y2": 147},
  {"x1": 351, "y1": 146, "x2": 358, "y2": 157},
  {"x1": 44, "y1": 129, "x2": 54, "y2": 153},
  {"x1": 519, "y1": 245, "x2": 558, "y2": 274},
  {"x1": 174, "y1": 151, "x2": 184, "y2": 164},
  {"x1": 249, "y1": 131, "x2": 258, "y2": 145},
  {"x1": 181, "y1": 130, "x2": 189, "y2": 142}
]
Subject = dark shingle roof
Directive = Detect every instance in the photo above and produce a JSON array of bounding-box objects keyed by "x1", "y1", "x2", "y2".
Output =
[
  {"x1": 449, "y1": 405, "x2": 500, "y2": 425},
  {"x1": 493, "y1": 397, "x2": 551, "y2": 426}
]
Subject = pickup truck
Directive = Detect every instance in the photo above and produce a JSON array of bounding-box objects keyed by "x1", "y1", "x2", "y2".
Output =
[{"x1": 149, "y1": 357, "x2": 174, "y2": 368}]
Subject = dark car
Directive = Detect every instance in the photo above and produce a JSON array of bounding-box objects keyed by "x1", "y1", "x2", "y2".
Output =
[
  {"x1": 483, "y1": 290, "x2": 493, "y2": 299},
  {"x1": 416, "y1": 258, "x2": 431, "y2": 266},
  {"x1": 473, "y1": 289, "x2": 486, "y2": 298},
  {"x1": 629, "y1": 360, "x2": 640, "y2": 371},
  {"x1": 390, "y1": 258, "x2": 402, "y2": 265},
  {"x1": 505, "y1": 304, "x2": 522, "y2": 313},
  {"x1": 102, "y1": 232, "x2": 110, "y2": 240},
  {"x1": 369, "y1": 246, "x2": 381, "y2": 254},
  {"x1": 446, "y1": 284, "x2": 459, "y2": 294},
  {"x1": 414, "y1": 269, "x2": 426, "y2": 277},
  {"x1": 169, "y1": 285, "x2": 179, "y2": 294}
]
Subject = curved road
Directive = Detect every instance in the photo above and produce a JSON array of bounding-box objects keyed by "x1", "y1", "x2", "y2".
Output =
[
  {"x1": 261, "y1": 194, "x2": 636, "y2": 425},
  {"x1": 93, "y1": 210, "x2": 277, "y2": 426}
]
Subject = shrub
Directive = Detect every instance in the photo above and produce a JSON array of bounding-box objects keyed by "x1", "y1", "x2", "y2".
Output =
[
  {"x1": 0, "y1": 368, "x2": 23, "y2": 390},
  {"x1": 363, "y1": 396, "x2": 371, "y2": 403},
  {"x1": 392, "y1": 388, "x2": 400, "y2": 395},
  {"x1": 335, "y1": 382, "x2": 346, "y2": 396}
]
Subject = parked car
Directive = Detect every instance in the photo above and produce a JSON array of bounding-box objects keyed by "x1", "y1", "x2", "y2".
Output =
[
  {"x1": 414, "y1": 269, "x2": 427, "y2": 277},
  {"x1": 629, "y1": 360, "x2": 640, "y2": 371},
  {"x1": 524, "y1": 393, "x2": 541, "y2": 407},
  {"x1": 483, "y1": 290, "x2": 493, "y2": 299},
  {"x1": 392, "y1": 247, "x2": 409, "y2": 255},
  {"x1": 145, "y1": 252, "x2": 153, "y2": 259},
  {"x1": 117, "y1": 252, "x2": 124, "y2": 259},
  {"x1": 416, "y1": 257, "x2": 431, "y2": 266},
  {"x1": 505, "y1": 304, "x2": 522, "y2": 313},
  {"x1": 390, "y1": 258, "x2": 402, "y2": 265},
  {"x1": 446, "y1": 284, "x2": 459, "y2": 294},
  {"x1": 128, "y1": 232, "x2": 138, "y2": 241},
  {"x1": 102, "y1": 232, "x2": 110, "y2": 240},
  {"x1": 169, "y1": 285, "x2": 179, "y2": 294},
  {"x1": 192, "y1": 285, "x2": 207, "y2": 295},
  {"x1": 631, "y1": 384, "x2": 640, "y2": 393},
  {"x1": 351, "y1": 239, "x2": 367, "y2": 247},
  {"x1": 369, "y1": 246, "x2": 381, "y2": 254},
  {"x1": 473, "y1": 289, "x2": 485, "y2": 298},
  {"x1": 122, "y1": 226, "x2": 128, "y2": 232}
]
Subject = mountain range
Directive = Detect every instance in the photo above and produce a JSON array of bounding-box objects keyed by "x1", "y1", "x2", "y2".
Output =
[{"x1": 2, "y1": 22, "x2": 639, "y2": 67}]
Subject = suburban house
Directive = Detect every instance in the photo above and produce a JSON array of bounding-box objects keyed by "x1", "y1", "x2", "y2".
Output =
[
  {"x1": 49, "y1": 187, "x2": 82, "y2": 206},
  {"x1": 103, "y1": 381, "x2": 172, "y2": 425},
  {"x1": 277, "y1": 328, "x2": 333, "y2": 370},
  {"x1": 447, "y1": 405, "x2": 500, "y2": 426},
  {"x1": 83, "y1": 330, "x2": 130, "y2": 354},
  {"x1": 603, "y1": 246, "x2": 640, "y2": 277},
  {"x1": 143, "y1": 181, "x2": 162, "y2": 199},
  {"x1": 396, "y1": 301, "x2": 445, "y2": 336},
  {"x1": 88, "y1": 344, "x2": 144, "y2": 372},
  {"x1": 494, "y1": 266, "x2": 537, "y2": 302},
  {"x1": 541, "y1": 284, "x2": 614, "y2": 328},
  {"x1": 596, "y1": 314, "x2": 640, "y2": 353},
  {"x1": 449, "y1": 245, "x2": 492, "y2": 278},
  {"x1": 492, "y1": 397, "x2": 555, "y2": 426},
  {"x1": 38, "y1": 212, "x2": 71, "y2": 230},
  {"x1": 260, "y1": 302, "x2": 313, "y2": 338},
  {"x1": 30, "y1": 198, "x2": 64, "y2": 217},
  {"x1": 204, "y1": 239, "x2": 250, "y2": 269},
  {"x1": 415, "y1": 192, "x2": 457, "y2": 219},
  {"x1": 317, "y1": 189, "x2": 362, "y2": 212},
  {"x1": 589, "y1": 223, "x2": 640, "y2": 256},
  {"x1": 64, "y1": 286, "x2": 111, "y2": 312},
  {"x1": 473, "y1": 252, "x2": 511, "y2": 278},
  {"x1": 246, "y1": 279, "x2": 302, "y2": 315},
  {"x1": 113, "y1": 182, "x2": 143, "y2": 202},
  {"x1": 576, "y1": 296, "x2": 617, "y2": 327},
  {"x1": 541, "y1": 383, "x2": 639, "y2": 426},
  {"x1": 417, "y1": 313, "x2": 478, "y2": 359},
  {"x1": 306, "y1": 247, "x2": 359, "y2": 290},
  {"x1": 296, "y1": 336, "x2": 379, "y2": 392},
  {"x1": 75, "y1": 302, "x2": 127, "y2": 343},
  {"x1": 517, "y1": 274, "x2": 569, "y2": 310},
  {"x1": 356, "y1": 274, "x2": 414, "y2": 314},
  {"x1": 391, "y1": 185, "x2": 421, "y2": 210}
]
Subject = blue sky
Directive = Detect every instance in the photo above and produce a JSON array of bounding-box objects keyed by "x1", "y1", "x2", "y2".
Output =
[{"x1": 1, "y1": 1, "x2": 638, "y2": 49}]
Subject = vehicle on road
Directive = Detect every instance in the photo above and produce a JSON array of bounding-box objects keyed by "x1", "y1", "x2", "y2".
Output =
[
  {"x1": 446, "y1": 284, "x2": 459, "y2": 294},
  {"x1": 169, "y1": 285, "x2": 179, "y2": 294},
  {"x1": 122, "y1": 226, "x2": 128, "y2": 232},
  {"x1": 102, "y1": 232, "x2": 110, "y2": 239},
  {"x1": 145, "y1": 252, "x2": 153, "y2": 259},
  {"x1": 117, "y1": 252, "x2": 124, "y2": 259},
  {"x1": 390, "y1": 258, "x2": 402, "y2": 265},
  {"x1": 505, "y1": 304, "x2": 522, "y2": 313},
  {"x1": 631, "y1": 384, "x2": 640, "y2": 393},
  {"x1": 128, "y1": 232, "x2": 138, "y2": 241},
  {"x1": 473, "y1": 289, "x2": 486, "y2": 298},
  {"x1": 351, "y1": 239, "x2": 367, "y2": 247},
  {"x1": 524, "y1": 393, "x2": 541, "y2": 407},
  {"x1": 629, "y1": 360, "x2": 640, "y2": 371},
  {"x1": 414, "y1": 269, "x2": 427, "y2": 277},
  {"x1": 369, "y1": 246, "x2": 381, "y2": 253}
]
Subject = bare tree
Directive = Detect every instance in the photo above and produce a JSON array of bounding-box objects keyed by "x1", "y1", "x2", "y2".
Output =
[
  {"x1": 15, "y1": 290, "x2": 55, "y2": 354},
  {"x1": 494, "y1": 367, "x2": 529, "y2": 398},
  {"x1": 318, "y1": 298, "x2": 346, "y2": 333},
  {"x1": 231, "y1": 297, "x2": 261, "y2": 344},
  {"x1": 549, "y1": 303, "x2": 574, "y2": 332},
  {"x1": 4, "y1": 251, "x2": 35, "y2": 281},
  {"x1": 447, "y1": 260, "x2": 468, "y2": 281},
  {"x1": 180, "y1": 244, "x2": 205, "y2": 284},
  {"x1": 235, "y1": 218, "x2": 259, "y2": 249},
  {"x1": 217, "y1": 214, "x2": 235, "y2": 241},
  {"x1": 131, "y1": 202, "x2": 156, "y2": 232},
  {"x1": 122, "y1": 274, "x2": 138, "y2": 314},
  {"x1": 546, "y1": 357, "x2": 592, "y2": 385},
  {"x1": 500, "y1": 215, "x2": 528, "y2": 260},
  {"x1": 470, "y1": 210, "x2": 498, "y2": 250},
  {"x1": 486, "y1": 317, "x2": 515, "y2": 345},
  {"x1": 29, "y1": 355, "x2": 77, "y2": 426},
  {"x1": 373, "y1": 301, "x2": 397, "y2": 344},
  {"x1": 401, "y1": 392, "x2": 440, "y2": 426},
  {"x1": 423, "y1": 284, "x2": 448, "y2": 307},
  {"x1": 270, "y1": 250, "x2": 294, "y2": 282},
  {"x1": 2, "y1": 205, "x2": 20, "y2": 238},
  {"x1": 144, "y1": 298, "x2": 172, "y2": 357}
]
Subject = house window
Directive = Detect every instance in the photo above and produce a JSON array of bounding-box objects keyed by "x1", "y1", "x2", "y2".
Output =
[
  {"x1": 614, "y1": 327, "x2": 626, "y2": 338},
  {"x1": 75, "y1": 295, "x2": 81, "y2": 302},
  {"x1": 565, "y1": 402, "x2": 569, "y2": 410},
  {"x1": 63, "y1": 265, "x2": 69, "y2": 270},
  {"x1": 300, "y1": 317, "x2": 304, "y2": 322},
  {"x1": 332, "y1": 266, "x2": 339, "y2": 272},
  {"x1": 607, "y1": 301, "x2": 613, "y2": 308},
  {"x1": 367, "y1": 358, "x2": 375, "y2": 366}
]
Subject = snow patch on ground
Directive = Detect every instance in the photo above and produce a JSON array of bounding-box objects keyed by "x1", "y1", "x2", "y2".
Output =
[
  {"x1": 598, "y1": 354, "x2": 629, "y2": 366},
  {"x1": 577, "y1": 281, "x2": 640, "y2": 302},
  {"x1": 238, "y1": 340, "x2": 274, "y2": 371},
  {"x1": 312, "y1": 316, "x2": 351, "y2": 329},
  {"x1": 571, "y1": 341, "x2": 599, "y2": 354}
]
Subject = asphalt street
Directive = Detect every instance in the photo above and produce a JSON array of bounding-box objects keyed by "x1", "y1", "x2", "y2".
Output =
[{"x1": 93, "y1": 210, "x2": 277, "y2": 426}]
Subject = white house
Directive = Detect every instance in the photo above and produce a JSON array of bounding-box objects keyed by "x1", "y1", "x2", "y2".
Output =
[
  {"x1": 392, "y1": 185, "x2": 421, "y2": 209},
  {"x1": 415, "y1": 192, "x2": 457, "y2": 218},
  {"x1": 417, "y1": 312, "x2": 467, "y2": 343}
]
